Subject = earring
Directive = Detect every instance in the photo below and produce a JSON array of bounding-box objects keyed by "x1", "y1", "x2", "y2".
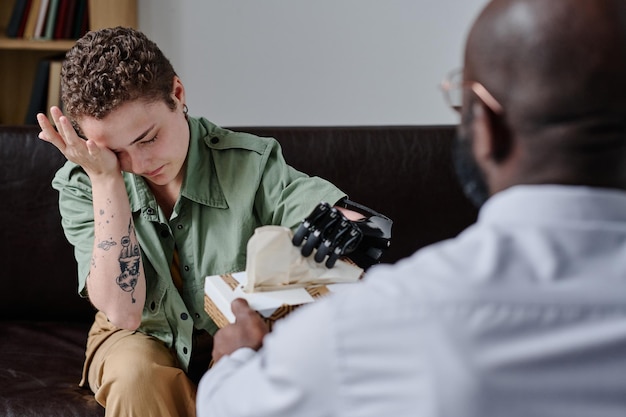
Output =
[{"x1": 183, "y1": 104, "x2": 189, "y2": 120}]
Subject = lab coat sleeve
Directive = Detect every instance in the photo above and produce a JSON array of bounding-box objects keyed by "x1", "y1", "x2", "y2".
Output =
[{"x1": 197, "y1": 298, "x2": 339, "y2": 417}]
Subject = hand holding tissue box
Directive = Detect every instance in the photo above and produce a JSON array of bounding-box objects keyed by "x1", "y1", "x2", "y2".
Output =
[{"x1": 204, "y1": 226, "x2": 364, "y2": 329}]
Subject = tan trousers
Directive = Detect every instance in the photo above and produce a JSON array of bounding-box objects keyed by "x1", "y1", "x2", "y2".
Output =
[{"x1": 81, "y1": 312, "x2": 198, "y2": 417}]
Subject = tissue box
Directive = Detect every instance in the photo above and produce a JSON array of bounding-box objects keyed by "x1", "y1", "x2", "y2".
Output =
[{"x1": 204, "y1": 272, "x2": 352, "y2": 329}]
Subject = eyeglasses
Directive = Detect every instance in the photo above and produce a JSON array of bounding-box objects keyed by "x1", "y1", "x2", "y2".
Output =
[{"x1": 440, "y1": 68, "x2": 503, "y2": 114}]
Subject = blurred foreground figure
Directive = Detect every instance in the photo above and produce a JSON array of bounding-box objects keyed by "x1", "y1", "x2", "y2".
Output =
[{"x1": 198, "y1": 1, "x2": 626, "y2": 416}]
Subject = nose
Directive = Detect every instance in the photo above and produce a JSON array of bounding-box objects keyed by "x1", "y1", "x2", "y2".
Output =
[
  {"x1": 130, "y1": 153, "x2": 149, "y2": 174},
  {"x1": 118, "y1": 151, "x2": 147, "y2": 174}
]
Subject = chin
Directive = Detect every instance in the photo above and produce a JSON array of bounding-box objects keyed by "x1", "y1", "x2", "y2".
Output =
[{"x1": 145, "y1": 176, "x2": 170, "y2": 186}]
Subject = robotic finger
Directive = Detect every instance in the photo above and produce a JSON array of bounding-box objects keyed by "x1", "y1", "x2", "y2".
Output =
[{"x1": 292, "y1": 199, "x2": 392, "y2": 270}]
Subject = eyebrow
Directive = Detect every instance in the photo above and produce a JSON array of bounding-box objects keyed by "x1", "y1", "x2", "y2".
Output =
[{"x1": 111, "y1": 124, "x2": 155, "y2": 152}]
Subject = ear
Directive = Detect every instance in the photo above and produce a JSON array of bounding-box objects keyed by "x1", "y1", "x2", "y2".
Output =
[
  {"x1": 171, "y1": 76, "x2": 186, "y2": 109},
  {"x1": 471, "y1": 101, "x2": 511, "y2": 165}
]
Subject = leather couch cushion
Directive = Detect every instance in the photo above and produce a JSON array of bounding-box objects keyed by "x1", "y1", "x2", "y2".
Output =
[
  {"x1": 0, "y1": 321, "x2": 103, "y2": 416},
  {"x1": 0, "y1": 126, "x2": 95, "y2": 321}
]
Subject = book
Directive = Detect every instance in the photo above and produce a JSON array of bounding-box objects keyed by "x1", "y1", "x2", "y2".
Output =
[
  {"x1": 42, "y1": 0, "x2": 60, "y2": 40},
  {"x1": 22, "y1": 0, "x2": 42, "y2": 39},
  {"x1": 53, "y1": 0, "x2": 69, "y2": 39},
  {"x1": 33, "y1": 0, "x2": 51, "y2": 39},
  {"x1": 71, "y1": 0, "x2": 87, "y2": 39},
  {"x1": 17, "y1": 0, "x2": 34, "y2": 37},
  {"x1": 61, "y1": 0, "x2": 77, "y2": 39},
  {"x1": 78, "y1": 3, "x2": 89, "y2": 38},
  {"x1": 46, "y1": 59, "x2": 63, "y2": 120},
  {"x1": 6, "y1": 0, "x2": 29, "y2": 38},
  {"x1": 24, "y1": 59, "x2": 51, "y2": 125}
]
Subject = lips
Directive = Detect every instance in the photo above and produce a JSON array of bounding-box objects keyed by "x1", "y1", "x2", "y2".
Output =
[{"x1": 145, "y1": 166, "x2": 164, "y2": 177}]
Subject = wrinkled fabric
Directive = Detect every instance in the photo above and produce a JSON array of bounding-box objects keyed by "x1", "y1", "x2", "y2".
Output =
[{"x1": 198, "y1": 185, "x2": 626, "y2": 417}]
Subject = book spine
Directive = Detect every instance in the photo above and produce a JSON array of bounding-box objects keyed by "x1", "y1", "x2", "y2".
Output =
[
  {"x1": 22, "y1": 0, "x2": 42, "y2": 39},
  {"x1": 6, "y1": 0, "x2": 29, "y2": 38},
  {"x1": 46, "y1": 59, "x2": 64, "y2": 119},
  {"x1": 33, "y1": 0, "x2": 51, "y2": 39},
  {"x1": 42, "y1": 0, "x2": 60, "y2": 40},
  {"x1": 61, "y1": 0, "x2": 77, "y2": 39},
  {"x1": 53, "y1": 0, "x2": 69, "y2": 39},
  {"x1": 17, "y1": 0, "x2": 34, "y2": 38},
  {"x1": 71, "y1": 0, "x2": 87, "y2": 39},
  {"x1": 25, "y1": 59, "x2": 51, "y2": 125}
]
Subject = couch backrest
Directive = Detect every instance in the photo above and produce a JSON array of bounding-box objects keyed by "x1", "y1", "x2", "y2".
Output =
[
  {"x1": 0, "y1": 125, "x2": 95, "y2": 321},
  {"x1": 0, "y1": 124, "x2": 477, "y2": 321},
  {"x1": 237, "y1": 125, "x2": 478, "y2": 264}
]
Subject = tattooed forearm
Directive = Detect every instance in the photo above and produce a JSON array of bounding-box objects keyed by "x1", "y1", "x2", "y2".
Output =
[
  {"x1": 97, "y1": 240, "x2": 117, "y2": 251},
  {"x1": 116, "y1": 219, "x2": 140, "y2": 303}
]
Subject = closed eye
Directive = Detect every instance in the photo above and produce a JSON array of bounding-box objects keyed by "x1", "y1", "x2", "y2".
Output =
[{"x1": 141, "y1": 136, "x2": 157, "y2": 145}]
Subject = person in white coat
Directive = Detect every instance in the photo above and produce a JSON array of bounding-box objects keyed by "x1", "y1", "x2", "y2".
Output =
[{"x1": 197, "y1": 0, "x2": 626, "y2": 415}]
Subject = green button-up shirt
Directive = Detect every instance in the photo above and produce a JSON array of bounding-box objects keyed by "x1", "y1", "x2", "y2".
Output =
[{"x1": 52, "y1": 117, "x2": 346, "y2": 370}]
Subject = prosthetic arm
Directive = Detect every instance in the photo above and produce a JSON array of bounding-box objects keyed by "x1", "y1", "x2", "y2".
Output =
[{"x1": 292, "y1": 199, "x2": 392, "y2": 270}]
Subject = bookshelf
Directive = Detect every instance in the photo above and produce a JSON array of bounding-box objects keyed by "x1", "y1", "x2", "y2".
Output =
[{"x1": 0, "y1": 0, "x2": 137, "y2": 125}]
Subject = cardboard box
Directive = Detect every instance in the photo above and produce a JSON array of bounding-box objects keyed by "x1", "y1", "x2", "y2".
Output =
[{"x1": 204, "y1": 272, "x2": 352, "y2": 329}]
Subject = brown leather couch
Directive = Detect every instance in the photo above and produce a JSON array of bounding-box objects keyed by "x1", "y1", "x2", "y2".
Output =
[{"x1": 0, "y1": 124, "x2": 477, "y2": 416}]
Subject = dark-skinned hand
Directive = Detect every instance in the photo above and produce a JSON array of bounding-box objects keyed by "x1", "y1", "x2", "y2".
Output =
[{"x1": 211, "y1": 298, "x2": 269, "y2": 364}]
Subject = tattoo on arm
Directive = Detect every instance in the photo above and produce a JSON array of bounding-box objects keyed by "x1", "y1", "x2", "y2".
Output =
[
  {"x1": 116, "y1": 220, "x2": 140, "y2": 303},
  {"x1": 97, "y1": 240, "x2": 117, "y2": 251}
]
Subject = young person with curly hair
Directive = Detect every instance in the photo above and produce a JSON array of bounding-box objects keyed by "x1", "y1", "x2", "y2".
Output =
[{"x1": 37, "y1": 27, "x2": 366, "y2": 416}]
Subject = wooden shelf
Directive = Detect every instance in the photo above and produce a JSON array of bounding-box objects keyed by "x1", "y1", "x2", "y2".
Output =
[
  {"x1": 0, "y1": 0, "x2": 137, "y2": 125},
  {"x1": 0, "y1": 36, "x2": 76, "y2": 51}
]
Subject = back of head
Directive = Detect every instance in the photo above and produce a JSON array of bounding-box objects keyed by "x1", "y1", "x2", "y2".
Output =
[
  {"x1": 465, "y1": 0, "x2": 626, "y2": 189},
  {"x1": 61, "y1": 26, "x2": 177, "y2": 126}
]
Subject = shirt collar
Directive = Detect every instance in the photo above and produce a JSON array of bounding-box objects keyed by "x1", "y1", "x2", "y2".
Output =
[
  {"x1": 479, "y1": 184, "x2": 626, "y2": 225},
  {"x1": 180, "y1": 117, "x2": 227, "y2": 208},
  {"x1": 126, "y1": 117, "x2": 228, "y2": 215}
]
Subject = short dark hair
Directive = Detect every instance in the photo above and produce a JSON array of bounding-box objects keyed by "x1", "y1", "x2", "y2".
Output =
[{"x1": 61, "y1": 26, "x2": 177, "y2": 123}]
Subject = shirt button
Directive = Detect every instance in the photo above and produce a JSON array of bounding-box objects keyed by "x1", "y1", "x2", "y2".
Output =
[
  {"x1": 184, "y1": 265, "x2": 190, "y2": 272},
  {"x1": 177, "y1": 224, "x2": 183, "y2": 230},
  {"x1": 183, "y1": 347, "x2": 188, "y2": 355},
  {"x1": 194, "y1": 313, "x2": 200, "y2": 319},
  {"x1": 210, "y1": 137, "x2": 219, "y2": 144},
  {"x1": 181, "y1": 312, "x2": 189, "y2": 320},
  {"x1": 146, "y1": 208, "x2": 155, "y2": 215},
  {"x1": 150, "y1": 301, "x2": 156, "y2": 311}
]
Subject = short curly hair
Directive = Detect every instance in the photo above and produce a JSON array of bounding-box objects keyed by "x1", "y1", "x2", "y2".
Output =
[{"x1": 61, "y1": 26, "x2": 177, "y2": 123}]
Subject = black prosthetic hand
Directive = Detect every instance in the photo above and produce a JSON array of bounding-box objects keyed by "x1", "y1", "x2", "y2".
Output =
[{"x1": 292, "y1": 199, "x2": 392, "y2": 270}]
